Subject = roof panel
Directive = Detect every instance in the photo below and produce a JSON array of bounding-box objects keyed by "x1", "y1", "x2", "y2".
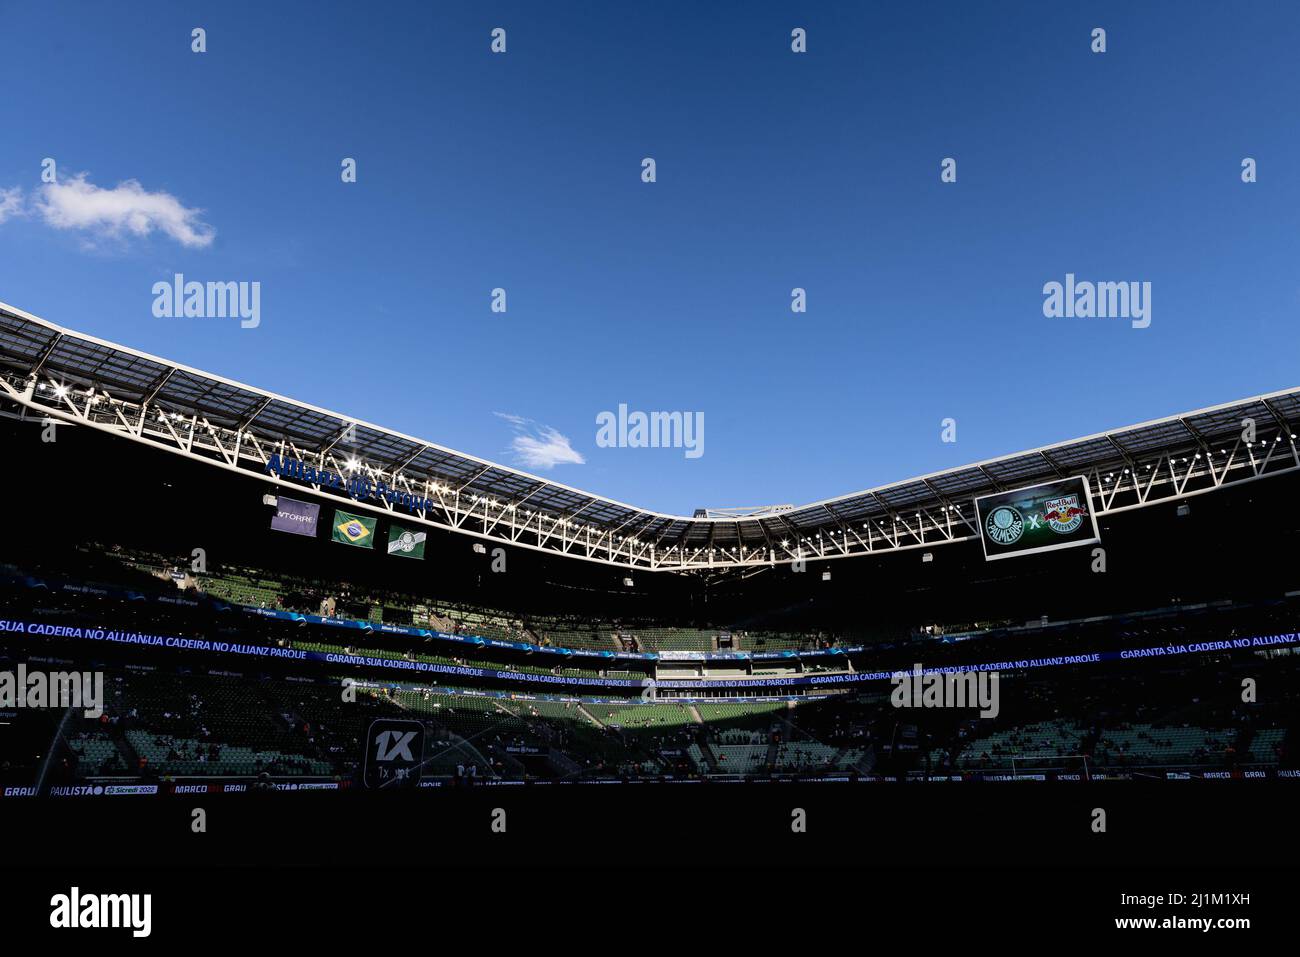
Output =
[{"x1": 3, "y1": 304, "x2": 1299, "y2": 555}]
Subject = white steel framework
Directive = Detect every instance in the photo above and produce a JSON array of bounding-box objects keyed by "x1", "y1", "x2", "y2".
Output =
[{"x1": 2, "y1": 300, "x2": 1298, "y2": 573}]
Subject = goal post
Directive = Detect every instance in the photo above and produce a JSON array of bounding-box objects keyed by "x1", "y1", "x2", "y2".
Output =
[{"x1": 1009, "y1": 752, "x2": 1092, "y2": 780}]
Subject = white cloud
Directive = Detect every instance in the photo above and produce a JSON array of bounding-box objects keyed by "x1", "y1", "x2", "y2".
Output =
[
  {"x1": 35, "y1": 172, "x2": 215, "y2": 248},
  {"x1": 0, "y1": 187, "x2": 23, "y2": 224},
  {"x1": 495, "y1": 413, "x2": 585, "y2": 470}
]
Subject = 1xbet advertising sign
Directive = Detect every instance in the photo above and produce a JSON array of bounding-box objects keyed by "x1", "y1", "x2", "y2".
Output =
[
  {"x1": 363, "y1": 719, "x2": 424, "y2": 789},
  {"x1": 974, "y1": 476, "x2": 1100, "y2": 561}
]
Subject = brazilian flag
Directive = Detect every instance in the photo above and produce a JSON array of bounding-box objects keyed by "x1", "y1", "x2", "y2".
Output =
[{"x1": 332, "y1": 509, "x2": 376, "y2": 548}]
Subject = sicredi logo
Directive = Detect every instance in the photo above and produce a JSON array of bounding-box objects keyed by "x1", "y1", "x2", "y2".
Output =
[{"x1": 49, "y1": 887, "x2": 151, "y2": 938}]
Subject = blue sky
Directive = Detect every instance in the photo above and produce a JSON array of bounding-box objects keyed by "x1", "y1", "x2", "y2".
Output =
[{"x1": 1, "y1": 1, "x2": 1297, "y2": 514}]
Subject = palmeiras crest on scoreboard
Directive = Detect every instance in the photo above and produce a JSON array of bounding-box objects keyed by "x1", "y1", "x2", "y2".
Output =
[
  {"x1": 984, "y1": 505, "x2": 1024, "y2": 545},
  {"x1": 363, "y1": 718, "x2": 424, "y2": 789}
]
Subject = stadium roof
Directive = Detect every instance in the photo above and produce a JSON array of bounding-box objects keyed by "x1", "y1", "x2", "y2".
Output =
[{"x1": 2, "y1": 299, "x2": 1299, "y2": 573}]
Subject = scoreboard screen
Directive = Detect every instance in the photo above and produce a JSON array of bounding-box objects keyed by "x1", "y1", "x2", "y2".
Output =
[{"x1": 974, "y1": 476, "x2": 1100, "y2": 561}]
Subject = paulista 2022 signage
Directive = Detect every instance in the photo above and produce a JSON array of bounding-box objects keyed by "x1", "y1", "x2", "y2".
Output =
[{"x1": 974, "y1": 476, "x2": 1101, "y2": 561}]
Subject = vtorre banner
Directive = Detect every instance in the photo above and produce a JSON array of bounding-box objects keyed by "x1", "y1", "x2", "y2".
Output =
[{"x1": 270, "y1": 497, "x2": 320, "y2": 537}]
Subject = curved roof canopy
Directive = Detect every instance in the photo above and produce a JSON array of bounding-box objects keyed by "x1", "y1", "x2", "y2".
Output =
[{"x1": 2, "y1": 300, "x2": 1298, "y2": 573}]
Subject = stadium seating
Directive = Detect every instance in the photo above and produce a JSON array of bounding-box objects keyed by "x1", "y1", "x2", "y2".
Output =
[
  {"x1": 68, "y1": 732, "x2": 129, "y2": 775},
  {"x1": 773, "y1": 742, "x2": 837, "y2": 770},
  {"x1": 1094, "y1": 725, "x2": 1235, "y2": 767},
  {"x1": 711, "y1": 744, "x2": 770, "y2": 772},
  {"x1": 947, "y1": 721, "x2": 1082, "y2": 769},
  {"x1": 1247, "y1": 728, "x2": 1286, "y2": 762},
  {"x1": 595, "y1": 703, "x2": 695, "y2": 729},
  {"x1": 7, "y1": 541, "x2": 1300, "y2": 785},
  {"x1": 123, "y1": 730, "x2": 330, "y2": 776},
  {"x1": 696, "y1": 701, "x2": 786, "y2": 725}
]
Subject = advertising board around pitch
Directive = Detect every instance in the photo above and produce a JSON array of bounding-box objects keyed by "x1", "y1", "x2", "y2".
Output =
[{"x1": 974, "y1": 476, "x2": 1100, "y2": 561}]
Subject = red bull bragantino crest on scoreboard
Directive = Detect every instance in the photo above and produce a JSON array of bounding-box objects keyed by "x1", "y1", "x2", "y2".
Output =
[{"x1": 974, "y1": 476, "x2": 1101, "y2": 561}]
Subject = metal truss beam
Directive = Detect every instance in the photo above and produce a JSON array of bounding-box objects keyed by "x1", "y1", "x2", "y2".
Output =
[{"x1": 3, "y1": 371, "x2": 1300, "y2": 575}]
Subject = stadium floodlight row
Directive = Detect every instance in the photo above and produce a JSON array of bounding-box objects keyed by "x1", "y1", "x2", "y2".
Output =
[{"x1": 2, "y1": 299, "x2": 1299, "y2": 573}]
